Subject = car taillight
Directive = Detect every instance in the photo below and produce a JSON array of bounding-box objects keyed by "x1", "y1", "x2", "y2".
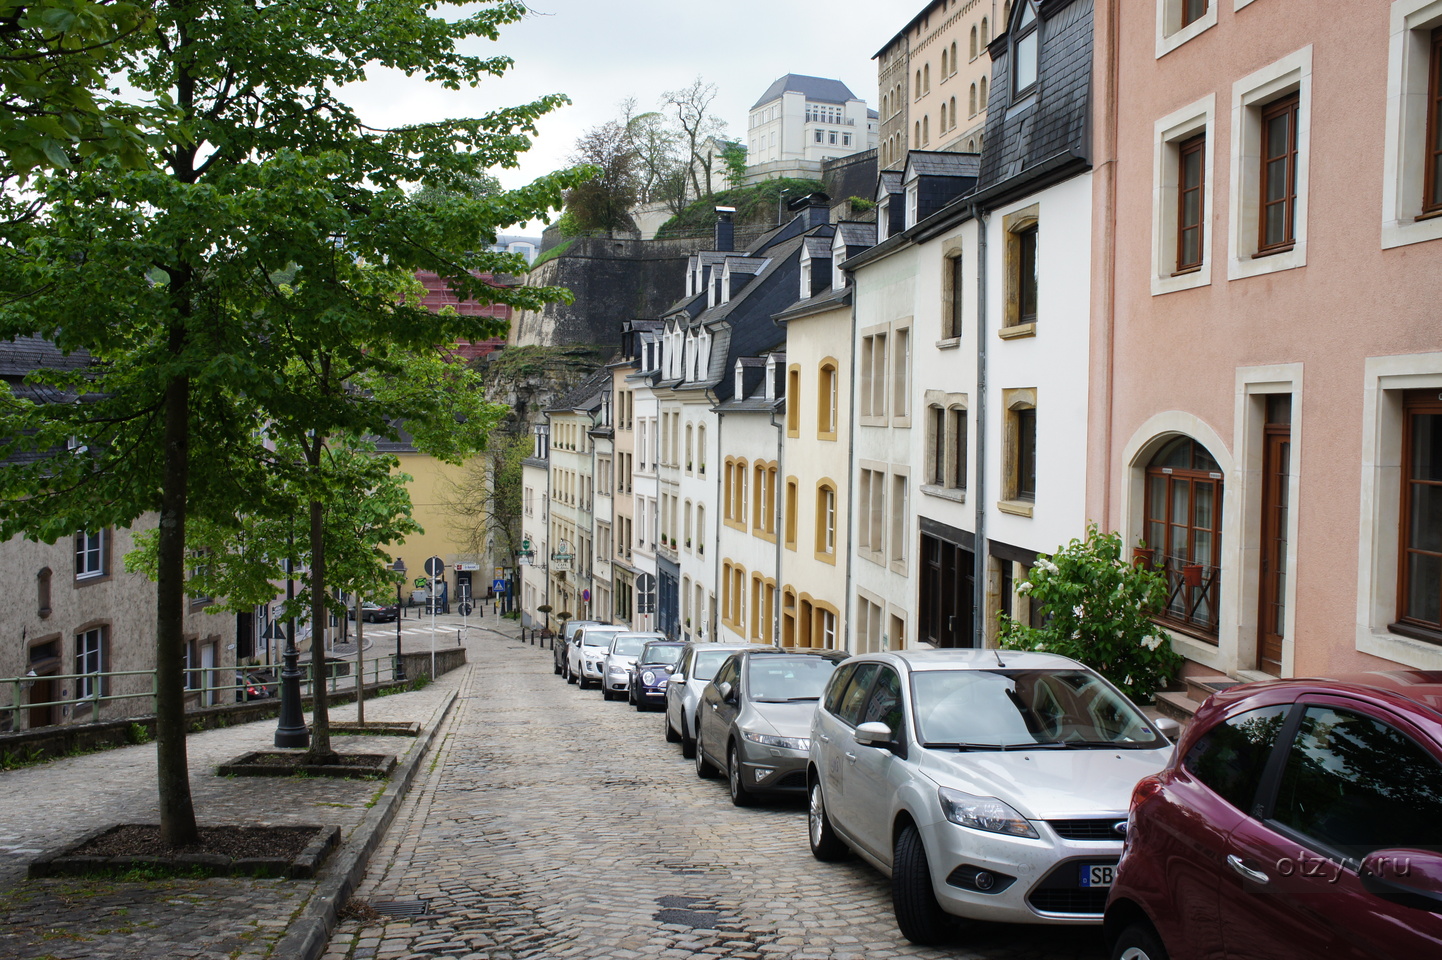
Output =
[{"x1": 1130, "y1": 774, "x2": 1163, "y2": 810}]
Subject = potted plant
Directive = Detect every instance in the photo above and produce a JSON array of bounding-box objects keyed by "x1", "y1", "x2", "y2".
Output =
[{"x1": 685, "y1": 538, "x2": 692, "y2": 548}]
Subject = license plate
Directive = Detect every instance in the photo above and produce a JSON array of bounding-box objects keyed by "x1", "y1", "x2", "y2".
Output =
[{"x1": 1079, "y1": 864, "x2": 1114, "y2": 888}]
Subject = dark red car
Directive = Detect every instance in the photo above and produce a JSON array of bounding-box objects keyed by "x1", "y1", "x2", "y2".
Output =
[{"x1": 1105, "y1": 672, "x2": 1442, "y2": 960}]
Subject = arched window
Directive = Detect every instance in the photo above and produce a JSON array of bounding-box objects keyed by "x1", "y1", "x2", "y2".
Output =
[
  {"x1": 950, "y1": 41, "x2": 958, "y2": 73},
  {"x1": 941, "y1": 49, "x2": 948, "y2": 76},
  {"x1": 915, "y1": 69, "x2": 922, "y2": 95},
  {"x1": 981, "y1": 16, "x2": 989, "y2": 45},
  {"x1": 924, "y1": 63, "x2": 931, "y2": 93},
  {"x1": 915, "y1": 120, "x2": 921, "y2": 143},
  {"x1": 817, "y1": 361, "x2": 837, "y2": 436},
  {"x1": 971, "y1": 25, "x2": 979, "y2": 59},
  {"x1": 923, "y1": 115, "x2": 930, "y2": 144},
  {"x1": 697, "y1": 424, "x2": 706, "y2": 475},
  {"x1": 980, "y1": 76, "x2": 989, "y2": 107},
  {"x1": 815, "y1": 483, "x2": 837, "y2": 556},
  {"x1": 968, "y1": 138, "x2": 976, "y2": 152},
  {"x1": 1143, "y1": 436, "x2": 1224, "y2": 639},
  {"x1": 970, "y1": 83, "x2": 978, "y2": 116},
  {"x1": 753, "y1": 461, "x2": 766, "y2": 531},
  {"x1": 939, "y1": 101, "x2": 948, "y2": 131},
  {"x1": 785, "y1": 478, "x2": 798, "y2": 548},
  {"x1": 949, "y1": 97, "x2": 957, "y2": 129}
]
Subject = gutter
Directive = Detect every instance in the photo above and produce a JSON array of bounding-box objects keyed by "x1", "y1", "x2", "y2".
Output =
[
  {"x1": 770, "y1": 402, "x2": 784, "y2": 649},
  {"x1": 972, "y1": 202, "x2": 989, "y2": 649}
]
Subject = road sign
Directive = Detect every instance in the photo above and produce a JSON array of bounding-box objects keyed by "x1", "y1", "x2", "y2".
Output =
[
  {"x1": 492, "y1": 578, "x2": 506, "y2": 593},
  {"x1": 413, "y1": 577, "x2": 428, "y2": 589},
  {"x1": 458, "y1": 602, "x2": 473, "y2": 616},
  {"x1": 455, "y1": 562, "x2": 480, "y2": 572},
  {"x1": 424, "y1": 556, "x2": 445, "y2": 577},
  {"x1": 582, "y1": 588, "x2": 591, "y2": 602},
  {"x1": 636, "y1": 572, "x2": 656, "y2": 614}
]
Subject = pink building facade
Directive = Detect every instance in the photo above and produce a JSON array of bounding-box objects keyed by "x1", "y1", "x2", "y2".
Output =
[{"x1": 1091, "y1": 0, "x2": 1442, "y2": 683}]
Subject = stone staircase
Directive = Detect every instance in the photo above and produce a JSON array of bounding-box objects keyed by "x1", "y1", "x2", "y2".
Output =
[{"x1": 1154, "y1": 674, "x2": 1256, "y2": 727}]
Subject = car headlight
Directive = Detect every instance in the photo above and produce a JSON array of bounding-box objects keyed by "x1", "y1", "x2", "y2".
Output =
[
  {"x1": 742, "y1": 731, "x2": 810, "y2": 751},
  {"x1": 937, "y1": 787, "x2": 1039, "y2": 838},
  {"x1": 608, "y1": 664, "x2": 627, "y2": 676},
  {"x1": 641, "y1": 670, "x2": 657, "y2": 684}
]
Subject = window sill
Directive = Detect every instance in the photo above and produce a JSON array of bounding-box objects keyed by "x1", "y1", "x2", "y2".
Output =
[
  {"x1": 813, "y1": 551, "x2": 838, "y2": 566},
  {"x1": 998, "y1": 322, "x2": 1036, "y2": 341},
  {"x1": 817, "y1": 431, "x2": 837, "y2": 442},
  {"x1": 1252, "y1": 242, "x2": 1295, "y2": 259},
  {"x1": 996, "y1": 499, "x2": 1034, "y2": 517},
  {"x1": 75, "y1": 574, "x2": 112, "y2": 587},
  {"x1": 935, "y1": 337, "x2": 961, "y2": 350},
  {"x1": 921, "y1": 484, "x2": 966, "y2": 503},
  {"x1": 1389, "y1": 621, "x2": 1442, "y2": 647}
]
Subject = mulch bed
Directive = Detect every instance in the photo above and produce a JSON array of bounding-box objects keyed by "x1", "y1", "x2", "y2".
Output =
[
  {"x1": 216, "y1": 751, "x2": 397, "y2": 779},
  {"x1": 28, "y1": 823, "x2": 339, "y2": 879}
]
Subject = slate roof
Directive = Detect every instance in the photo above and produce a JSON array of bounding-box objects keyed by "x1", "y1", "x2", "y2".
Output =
[
  {"x1": 544, "y1": 367, "x2": 611, "y2": 416},
  {"x1": 836, "y1": 221, "x2": 876, "y2": 250},
  {"x1": 0, "y1": 336, "x2": 91, "y2": 379},
  {"x1": 752, "y1": 74, "x2": 860, "y2": 109},
  {"x1": 801, "y1": 236, "x2": 832, "y2": 258},
  {"x1": 904, "y1": 151, "x2": 981, "y2": 180},
  {"x1": 976, "y1": 0, "x2": 1093, "y2": 194}
]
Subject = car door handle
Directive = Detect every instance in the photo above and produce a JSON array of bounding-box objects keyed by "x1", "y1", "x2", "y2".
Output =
[
  {"x1": 818, "y1": 734, "x2": 830, "y2": 743},
  {"x1": 844, "y1": 752, "x2": 858, "y2": 763},
  {"x1": 1227, "y1": 855, "x2": 1270, "y2": 885}
]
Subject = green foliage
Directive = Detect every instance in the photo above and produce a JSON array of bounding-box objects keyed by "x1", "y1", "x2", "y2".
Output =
[
  {"x1": 998, "y1": 524, "x2": 1184, "y2": 703},
  {"x1": 529, "y1": 237, "x2": 575, "y2": 269},
  {"x1": 847, "y1": 196, "x2": 876, "y2": 212},
  {"x1": 125, "y1": 722, "x2": 152, "y2": 745},
  {"x1": 653, "y1": 177, "x2": 825, "y2": 240},
  {"x1": 719, "y1": 141, "x2": 748, "y2": 189}
]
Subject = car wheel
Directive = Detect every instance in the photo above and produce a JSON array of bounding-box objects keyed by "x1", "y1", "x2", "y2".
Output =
[
  {"x1": 808, "y1": 780, "x2": 849, "y2": 861},
  {"x1": 567, "y1": 669, "x2": 578, "y2": 685},
  {"x1": 664, "y1": 713, "x2": 680, "y2": 742},
  {"x1": 893, "y1": 823, "x2": 950, "y2": 946},
  {"x1": 694, "y1": 731, "x2": 718, "y2": 778},
  {"x1": 553, "y1": 659, "x2": 561, "y2": 675},
  {"x1": 1113, "y1": 922, "x2": 1169, "y2": 960},
  {"x1": 680, "y1": 718, "x2": 697, "y2": 759},
  {"x1": 602, "y1": 687, "x2": 614, "y2": 701},
  {"x1": 727, "y1": 744, "x2": 753, "y2": 807}
]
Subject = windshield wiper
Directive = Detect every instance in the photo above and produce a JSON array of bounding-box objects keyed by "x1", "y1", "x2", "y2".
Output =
[{"x1": 784, "y1": 695, "x2": 821, "y2": 702}]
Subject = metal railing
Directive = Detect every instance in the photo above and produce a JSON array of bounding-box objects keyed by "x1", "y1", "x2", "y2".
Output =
[{"x1": 3, "y1": 655, "x2": 403, "y2": 732}]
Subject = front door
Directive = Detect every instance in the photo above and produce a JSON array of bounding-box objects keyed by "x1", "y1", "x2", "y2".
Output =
[
  {"x1": 1256, "y1": 400, "x2": 1291, "y2": 675},
  {"x1": 921, "y1": 535, "x2": 974, "y2": 647},
  {"x1": 201, "y1": 641, "x2": 217, "y2": 707}
]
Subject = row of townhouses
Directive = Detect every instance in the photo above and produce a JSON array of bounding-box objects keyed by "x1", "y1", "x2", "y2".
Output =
[{"x1": 519, "y1": 0, "x2": 1442, "y2": 705}]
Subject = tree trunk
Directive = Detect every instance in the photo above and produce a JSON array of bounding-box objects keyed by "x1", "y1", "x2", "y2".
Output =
[
  {"x1": 305, "y1": 493, "x2": 335, "y2": 762},
  {"x1": 156, "y1": 346, "x2": 199, "y2": 846},
  {"x1": 355, "y1": 593, "x2": 365, "y2": 726}
]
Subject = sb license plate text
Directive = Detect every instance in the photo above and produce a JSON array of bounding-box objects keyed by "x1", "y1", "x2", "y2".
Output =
[{"x1": 1080, "y1": 864, "x2": 1114, "y2": 888}]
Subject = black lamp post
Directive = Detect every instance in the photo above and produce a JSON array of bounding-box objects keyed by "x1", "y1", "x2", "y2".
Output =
[
  {"x1": 392, "y1": 557, "x2": 406, "y2": 682},
  {"x1": 274, "y1": 545, "x2": 309, "y2": 749}
]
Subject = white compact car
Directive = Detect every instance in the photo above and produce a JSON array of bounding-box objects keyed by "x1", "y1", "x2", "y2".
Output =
[
  {"x1": 664, "y1": 641, "x2": 768, "y2": 757},
  {"x1": 600, "y1": 631, "x2": 664, "y2": 701},
  {"x1": 568, "y1": 624, "x2": 625, "y2": 690},
  {"x1": 806, "y1": 649, "x2": 1175, "y2": 945}
]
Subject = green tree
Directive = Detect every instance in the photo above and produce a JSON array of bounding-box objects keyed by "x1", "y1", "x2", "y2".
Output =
[
  {"x1": 719, "y1": 141, "x2": 747, "y2": 189},
  {"x1": 0, "y1": 0, "x2": 584, "y2": 846},
  {"x1": 562, "y1": 120, "x2": 635, "y2": 236},
  {"x1": 438, "y1": 430, "x2": 531, "y2": 571},
  {"x1": 997, "y1": 524, "x2": 1184, "y2": 702}
]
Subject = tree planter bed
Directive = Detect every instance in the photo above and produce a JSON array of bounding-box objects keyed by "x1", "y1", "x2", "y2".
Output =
[
  {"x1": 28, "y1": 823, "x2": 339, "y2": 879},
  {"x1": 216, "y1": 751, "x2": 398, "y2": 779},
  {"x1": 327, "y1": 721, "x2": 420, "y2": 736}
]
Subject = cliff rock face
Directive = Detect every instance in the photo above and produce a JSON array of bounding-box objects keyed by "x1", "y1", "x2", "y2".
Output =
[
  {"x1": 475, "y1": 345, "x2": 612, "y2": 436},
  {"x1": 510, "y1": 236, "x2": 710, "y2": 349}
]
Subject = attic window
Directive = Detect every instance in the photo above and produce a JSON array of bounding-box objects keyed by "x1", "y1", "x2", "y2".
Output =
[
  {"x1": 1013, "y1": 2, "x2": 1039, "y2": 97},
  {"x1": 734, "y1": 364, "x2": 745, "y2": 398}
]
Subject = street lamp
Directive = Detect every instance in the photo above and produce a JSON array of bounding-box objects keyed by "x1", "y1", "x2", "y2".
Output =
[
  {"x1": 274, "y1": 543, "x2": 309, "y2": 749},
  {"x1": 392, "y1": 557, "x2": 407, "y2": 682}
]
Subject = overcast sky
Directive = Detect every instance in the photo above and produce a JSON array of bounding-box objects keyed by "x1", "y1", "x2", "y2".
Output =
[{"x1": 340, "y1": 0, "x2": 925, "y2": 232}]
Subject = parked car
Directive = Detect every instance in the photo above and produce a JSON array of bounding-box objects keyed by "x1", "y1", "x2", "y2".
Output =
[
  {"x1": 568, "y1": 624, "x2": 626, "y2": 689},
  {"x1": 693, "y1": 647, "x2": 847, "y2": 806},
  {"x1": 807, "y1": 649, "x2": 1173, "y2": 945},
  {"x1": 629, "y1": 640, "x2": 686, "y2": 711},
  {"x1": 348, "y1": 601, "x2": 398, "y2": 623},
  {"x1": 234, "y1": 670, "x2": 277, "y2": 702},
  {"x1": 554, "y1": 620, "x2": 600, "y2": 678},
  {"x1": 600, "y1": 631, "x2": 665, "y2": 701},
  {"x1": 1105, "y1": 673, "x2": 1442, "y2": 960},
  {"x1": 665, "y1": 641, "x2": 769, "y2": 758}
]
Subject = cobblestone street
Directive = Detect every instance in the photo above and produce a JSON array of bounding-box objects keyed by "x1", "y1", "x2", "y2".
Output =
[{"x1": 323, "y1": 629, "x2": 1106, "y2": 960}]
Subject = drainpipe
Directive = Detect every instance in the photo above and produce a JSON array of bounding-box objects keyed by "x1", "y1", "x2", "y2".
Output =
[
  {"x1": 845, "y1": 289, "x2": 858, "y2": 653},
  {"x1": 972, "y1": 203, "x2": 989, "y2": 649},
  {"x1": 770, "y1": 403, "x2": 784, "y2": 648},
  {"x1": 713, "y1": 408, "x2": 725, "y2": 643}
]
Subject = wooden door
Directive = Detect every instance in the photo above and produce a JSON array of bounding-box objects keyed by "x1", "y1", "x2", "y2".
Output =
[{"x1": 1257, "y1": 421, "x2": 1291, "y2": 674}]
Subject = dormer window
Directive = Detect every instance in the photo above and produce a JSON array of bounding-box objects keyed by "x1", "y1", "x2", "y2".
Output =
[
  {"x1": 906, "y1": 183, "x2": 919, "y2": 228},
  {"x1": 878, "y1": 197, "x2": 891, "y2": 241},
  {"x1": 799, "y1": 249, "x2": 812, "y2": 300},
  {"x1": 1013, "y1": 2, "x2": 1039, "y2": 98},
  {"x1": 831, "y1": 236, "x2": 846, "y2": 288},
  {"x1": 734, "y1": 362, "x2": 745, "y2": 398},
  {"x1": 765, "y1": 359, "x2": 777, "y2": 400}
]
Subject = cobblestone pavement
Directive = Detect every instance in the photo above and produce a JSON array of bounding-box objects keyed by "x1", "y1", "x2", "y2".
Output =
[
  {"x1": 322, "y1": 630, "x2": 1107, "y2": 960},
  {"x1": 0, "y1": 615, "x2": 482, "y2": 960}
]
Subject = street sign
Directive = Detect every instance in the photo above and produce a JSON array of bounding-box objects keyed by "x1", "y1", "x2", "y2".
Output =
[
  {"x1": 455, "y1": 562, "x2": 480, "y2": 571},
  {"x1": 413, "y1": 577, "x2": 428, "y2": 589},
  {"x1": 582, "y1": 589, "x2": 591, "y2": 602},
  {"x1": 492, "y1": 578, "x2": 506, "y2": 593},
  {"x1": 424, "y1": 556, "x2": 445, "y2": 577},
  {"x1": 458, "y1": 602, "x2": 473, "y2": 616},
  {"x1": 636, "y1": 572, "x2": 656, "y2": 614}
]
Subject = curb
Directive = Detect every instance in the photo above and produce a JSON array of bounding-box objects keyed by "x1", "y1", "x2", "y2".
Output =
[{"x1": 272, "y1": 684, "x2": 461, "y2": 960}]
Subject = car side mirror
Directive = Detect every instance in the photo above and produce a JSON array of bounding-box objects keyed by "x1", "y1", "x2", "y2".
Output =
[
  {"x1": 854, "y1": 721, "x2": 893, "y2": 747},
  {"x1": 669, "y1": 674, "x2": 686, "y2": 683},
  {"x1": 717, "y1": 681, "x2": 735, "y2": 703},
  {"x1": 1154, "y1": 717, "x2": 1181, "y2": 741},
  {"x1": 1361, "y1": 850, "x2": 1442, "y2": 911}
]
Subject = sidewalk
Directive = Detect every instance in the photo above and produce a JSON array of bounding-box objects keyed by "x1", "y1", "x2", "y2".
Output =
[{"x1": 0, "y1": 611, "x2": 525, "y2": 960}]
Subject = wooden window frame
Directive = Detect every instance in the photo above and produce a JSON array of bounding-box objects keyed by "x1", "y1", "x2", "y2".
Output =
[
  {"x1": 1396, "y1": 390, "x2": 1442, "y2": 640},
  {"x1": 1257, "y1": 94, "x2": 1299, "y2": 255},
  {"x1": 1181, "y1": 0, "x2": 1208, "y2": 29},
  {"x1": 1175, "y1": 133, "x2": 1206, "y2": 273},
  {"x1": 1425, "y1": 28, "x2": 1442, "y2": 217}
]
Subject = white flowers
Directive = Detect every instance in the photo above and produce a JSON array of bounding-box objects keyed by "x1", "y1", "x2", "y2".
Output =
[
  {"x1": 1072, "y1": 604, "x2": 1085, "y2": 619},
  {"x1": 1035, "y1": 558, "x2": 1059, "y2": 575},
  {"x1": 1016, "y1": 581, "x2": 1033, "y2": 595},
  {"x1": 1140, "y1": 633, "x2": 1164, "y2": 651}
]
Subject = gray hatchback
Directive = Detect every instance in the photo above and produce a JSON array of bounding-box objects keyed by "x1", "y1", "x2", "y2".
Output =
[{"x1": 693, "y1": 647, "x2": 848, "y2": 806}]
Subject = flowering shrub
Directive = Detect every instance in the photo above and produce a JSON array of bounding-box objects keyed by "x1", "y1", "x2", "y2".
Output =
[{"x1": 998, "y1": 523, "x2": 1183, "y2": 703}]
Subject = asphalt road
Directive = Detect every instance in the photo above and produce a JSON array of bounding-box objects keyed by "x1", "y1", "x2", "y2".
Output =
[{"x1": 321, "y1": 627, "x2": 1109, "y2": 960}]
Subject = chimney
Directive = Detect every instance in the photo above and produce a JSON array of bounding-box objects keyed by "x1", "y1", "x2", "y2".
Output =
[
  {"x1": 715, "y1": 206, "x2": 736, "y2": 252},
  {"x1": 788, "y1": 192, "x2": 832, "y2": 229}
]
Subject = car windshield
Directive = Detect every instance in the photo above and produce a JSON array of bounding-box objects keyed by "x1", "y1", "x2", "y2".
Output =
[
  {"x1": 747, "y1": 656, "x2": 838, "y2": 702},
  {"x1": 610, "y1": 636, "x2": 648, "y2": 656},
  {"x1": 912, "y1": 669, "x2": 1163, "y2": 750},
  {"x1": 641, "y1": 645, "x2": 682, "y2": 666},
  {"x1": 582, "y1": 632, "x2": 618, "y2": 647},
  {"x1": 692, "y1": 649, "x2": 734, "y2": 681}
]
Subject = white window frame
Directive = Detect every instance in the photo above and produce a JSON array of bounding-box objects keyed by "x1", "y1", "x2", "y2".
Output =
[
  {"x1": 1383, "y1": 0, "x2": 1442, "y2": 249},
  {"x1": 1356, "y1": 351, "x2": 1442, "y2": 669},
  {"x1": 1156, "y1": 0, "x2": 1218, "y2": 59},
  {"x1": 76, "y1": 626, "x2": 104, "y2": 700},
  {"x1": 1152, "y1": 94, "x2": 1216, "y2": 296},
  {"x1": 1227, "y1": 46, "x2": 1313, "y2": 280},
  {"x1": 75, "y1": 530, "x2": 106, "y2": 581}
]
